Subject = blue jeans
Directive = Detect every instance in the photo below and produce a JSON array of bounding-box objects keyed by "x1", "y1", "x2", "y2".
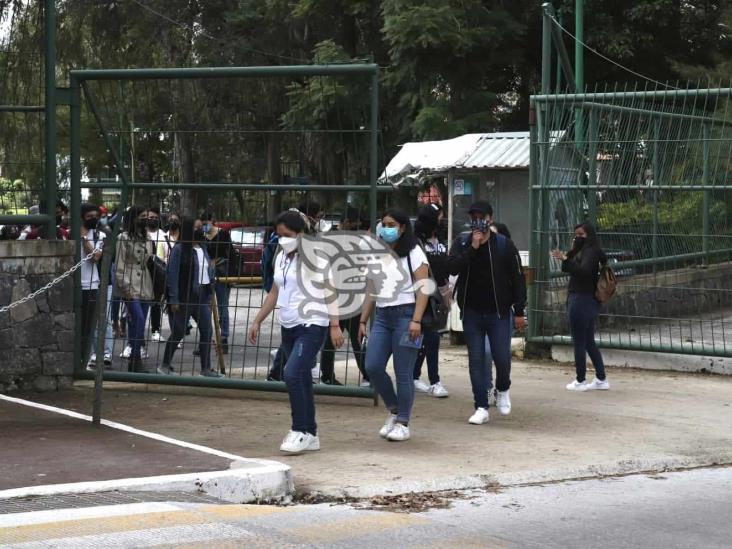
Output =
[
  {"x1": 214, "y1": 283, "x2": 230, "y2": 341},
  {"x1": 463, "y1": 308, "x2": 512, "y2": 409},
  {"x1": 413, "y1": 329, "x2": 441, "y2": 385},
  {"x1": 281, "y1": 324, "x2": 328, "y2": 435},
  {"x1": 484, "y1": 336, "x2": 493, "y2": 391},
  {"x1": 163, "y1": 285, "x2": 213, "y2": 372},
  {"x1": 89, "y1": 284, "x2": 114, "y2": 357},
  {"x1": 568, "y1": 293, "x2": 606, "y2": 382},
  {"x1": 365, "y1": 304, "x2": 418, "y2": 424},
  {"x1": 126, "y1": 299, "x2": 150, "y2": 360}
]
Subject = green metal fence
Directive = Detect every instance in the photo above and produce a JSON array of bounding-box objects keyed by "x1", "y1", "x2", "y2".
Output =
[
  {"x1": 69, "y1": 64, "x2": 388, "y2": 399},
  {"x1": 528, "y1": 85, "x2": 732, "y2": 357}
]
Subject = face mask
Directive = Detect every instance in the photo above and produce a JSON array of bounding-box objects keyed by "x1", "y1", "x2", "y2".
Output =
[
  {"x1": 84, "y1": 218, "x2": 98, "y2": 230},
  {"x1": 147, "y1": 219, "x2": 159, "y2": 230},
  {"x1": 470, "y1": 219, "x2": 489, "y2": 233},
  {"x1": 379, "y1": 226, "x2": 400, "y2": 243},
  {"x1": 193, "y1": 229, "x2": 205, "y2": 242},
  {"x1": 99, "y1": 217, "x2": 108, "y2": 226},
  {"x1": 574, "y1": 236, "x2": 587, "y2": 248},
  {"x1": 279, "y1": 236, "x2": 298, "y2": 254},
  {"x1": 169, "y1": 220, "x2": 180, "y2": 232},
  {"x1": 202, "y1": 223, "x2": 212, "y2": 234}
]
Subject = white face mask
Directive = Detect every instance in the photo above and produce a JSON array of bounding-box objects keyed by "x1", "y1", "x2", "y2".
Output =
[{"x1": 279, "y1": 236, "x2": 298, "y2": 254}]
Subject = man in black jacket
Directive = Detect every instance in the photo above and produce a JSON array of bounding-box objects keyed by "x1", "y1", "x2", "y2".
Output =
[{"x1": 446, "y1": 200, "x2": 526, "y2": 425}]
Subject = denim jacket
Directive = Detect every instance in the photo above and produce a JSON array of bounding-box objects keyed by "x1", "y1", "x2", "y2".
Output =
[{"x1": 166, "y1": 243, "x2": 215, "y2": 305}]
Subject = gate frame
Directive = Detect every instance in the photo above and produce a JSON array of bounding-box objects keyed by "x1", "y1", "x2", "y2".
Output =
[{"x1": 68, "y1": 64, "x2": 387, "y2": 411}]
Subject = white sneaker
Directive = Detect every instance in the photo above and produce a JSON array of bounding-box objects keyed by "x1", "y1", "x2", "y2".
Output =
[
  {"x1": 566, "y1": 379, "x2": 589, "y2": 391},
  {"x1": 119, "y1": 345, "x2": 132, "y2": 359},
  {"x1": 468, "y1": 407, "x2": 490, "y2": 425},
  {"x1": 177, "y1": 342, "x2": 183, "y2": 349},
  {"x1": 103, "y1": 353, "x2": 112, "y2": 366},
  {"x1": 428, "y1": 382, "x2": 449, "y2": 398},
  {"x1": 586, "y1": 377, "x2": 610, "y2": 390},
  {"x1": 140, "y1": 347, "x2": 149, "y2": 359},
  {"x1": 279, "y1": 431, "x2": 320, "y2": 454},
  {"x1": 386, "y1": 423, "x2": 410, "y2": 442},
  {"x1": 311, "y1": 365, "x2": 320, "y2": 382},
  {"x1": 360, "y1": 380, "x2": 371, "y2": 388},
  {"x1": 87, "y1": 353, "x2": 97, "y2": 367},
  {"x1": 379, "y1": 414, "x2": 397, "y2": 438},
  {"x1": 151, "y1": 331, "x2": 162, "y2": 342},
  {"x1": 496, "y1": 390, "x2": 511, "y2": 416},
  {"x1": 414, "y1": 379, "x2": 430, "y2": 393}
]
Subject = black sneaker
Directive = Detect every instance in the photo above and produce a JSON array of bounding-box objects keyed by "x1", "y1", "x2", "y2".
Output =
[
  {"x1": 192, "y1": 348, "x2": 200, "y2": 356},
  {"x1": 321, "y1": 377, "x2": 343, "y2": 386},
  {"x1": 201, "y1": 369, "x2": 224, "y2": 378}
]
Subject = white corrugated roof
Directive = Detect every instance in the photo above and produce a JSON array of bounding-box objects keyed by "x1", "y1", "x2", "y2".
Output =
[{"x1": 380, "y1": 131, "x2": 529, "y2": 184}]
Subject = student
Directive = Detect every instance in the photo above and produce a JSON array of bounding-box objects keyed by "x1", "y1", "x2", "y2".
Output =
[
  {"x1": 552, "y1": 222, "x2": 610, "y2": 391},
  {"x1": 146, "y1": 207, "x2": 167, "y2": 342},
  {"x1": 249, "y1": 210, "x2": 344, "y2": 454},
  {"x1": 446, "y1": 200, "x2": 526, "y2": 425},
  {"x1": 412, "y1": 204, "x2": 449, "y2": 398},
  {"x1": 79, "y1": 202, "x2": 105, "y2": 367},
  {"x1": 114, "y1": 206, "x2": 154, "y2": 373},
  {"x1": 200, "y1": 213, "x2": 234, "y2": 354},
  {"x1": 158, "y1": 218, "x2": 222, "y2": 378},
  {"x1": 358, "y1": 209, "x2": 430, "y2": 442}
]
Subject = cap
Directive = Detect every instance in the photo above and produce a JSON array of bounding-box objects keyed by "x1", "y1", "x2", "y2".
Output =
[
  {"x1": 99, "y1": 206, "x2": 108, "y2": 215},
  {"x1": 468, "y1": 200, "x2": 493, "y2": 216}
]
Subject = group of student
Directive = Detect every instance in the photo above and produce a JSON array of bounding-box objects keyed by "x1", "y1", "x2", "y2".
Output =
[{"x1": 75, "y1": 194, "x2": 609, "y2": 455}]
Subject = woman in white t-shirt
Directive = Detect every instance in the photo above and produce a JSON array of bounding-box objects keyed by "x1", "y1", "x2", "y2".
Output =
[
  {"x1": 358, "y1": 209, "x2": 430, "y2": 442},
  {"x1": 249, "y1": 210, "x2": 344, "y2": 454}
]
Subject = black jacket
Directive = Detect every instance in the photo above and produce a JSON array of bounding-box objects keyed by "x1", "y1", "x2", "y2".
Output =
[
  {"x1": 443, "y1": 232, "x2": 526, "y2": 318},
  {"x1": 561, "y1": 246, "x2": 607, "y2": 294}
]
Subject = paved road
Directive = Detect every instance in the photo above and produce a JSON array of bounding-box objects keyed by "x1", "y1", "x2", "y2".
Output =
[{"x1": 1, "y1": 467, "x2": 730, "y2": 548}]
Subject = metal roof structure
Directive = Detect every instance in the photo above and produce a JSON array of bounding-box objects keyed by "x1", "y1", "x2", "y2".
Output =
[{"x1": 381, "y1": 131, "x2": 530, "y2": 185}]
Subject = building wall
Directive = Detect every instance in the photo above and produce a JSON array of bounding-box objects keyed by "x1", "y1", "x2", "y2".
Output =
[{"x1": 0, "y1": 240, "x2": 76, "y2": 392}]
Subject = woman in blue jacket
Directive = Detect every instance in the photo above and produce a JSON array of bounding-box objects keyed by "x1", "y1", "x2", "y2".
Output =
[{"x1": 157, "y1": 217, "x2": 223, "y2": 377}]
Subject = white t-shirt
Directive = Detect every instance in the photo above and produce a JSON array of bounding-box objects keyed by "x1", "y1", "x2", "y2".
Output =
[
  {"x1": 273, "y1": 251, "x2": 329, "y2": 328},
  {"x1": 194, "y1": 247, "x2": 211, "y2": 285},
  {"x1": 374, "y1": 245, "x2": 429, "y2": 308},
  {"x1": 80, "y1": 230, "x2": 106, "y2": 290}
]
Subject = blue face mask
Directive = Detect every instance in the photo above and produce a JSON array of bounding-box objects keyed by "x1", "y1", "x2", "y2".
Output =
[
  {"x1": 379, "y1": 226, "x2": 400, "y2": 243},
  {"x1": 470, "y1": 218, "x2": 489, "y2": 233},
  {"x1": 202, "y1": 223, "x2": 212, "y2": 233}
]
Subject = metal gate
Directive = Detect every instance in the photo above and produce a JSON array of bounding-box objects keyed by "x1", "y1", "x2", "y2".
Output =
[
  {"x1": 70, "y1": 64, "x2": 387, "y2": 398},
  {"x1": 527, "y1": 86, "x2": 732, "y2": 357}
]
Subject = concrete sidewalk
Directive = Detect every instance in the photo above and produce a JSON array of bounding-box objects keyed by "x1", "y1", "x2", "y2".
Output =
[{"x1": 17, "y1": 346, "x2": 732, "y2": 498}]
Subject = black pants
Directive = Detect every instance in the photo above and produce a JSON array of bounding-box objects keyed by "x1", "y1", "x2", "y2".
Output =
[
  {"x1": 320, "y1": 316, "x2": 368, "y2": 382},
  {"x1": 162, "y1": 286, "x2": 213, "y2": 373},
  {"x1": 81, "y1": 289, "x2": 98, "y2": 363},
  {"x1": 150, "y1": 302, "x2": 162, "y2": 333}
]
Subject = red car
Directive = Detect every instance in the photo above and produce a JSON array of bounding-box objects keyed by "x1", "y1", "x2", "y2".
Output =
[{"x1": 229, "y1": 226, "x2": 272, "y2": 277}]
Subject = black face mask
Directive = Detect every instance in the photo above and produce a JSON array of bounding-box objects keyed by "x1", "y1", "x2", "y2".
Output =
[
  {"x1": 169, "y1": 220, "x2": 180, "y2": 232},
  {"x1": 574, "y1": 236, "x2": 587, "y2": 248},
  {"x1": 193, "y1": 229, "x2": 205, "y2": 242},
  {"x1": 147, "y1": 219, "x2": 160, "y2": 230},
  {"x1": 84, "y1": 218, "x2": 98, "y2": 230}
]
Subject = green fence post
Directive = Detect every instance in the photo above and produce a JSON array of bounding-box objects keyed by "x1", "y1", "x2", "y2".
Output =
[
  {"x1": 44, "y1": 0, "x2": 57, "y2": 239},
  {"x1": 587, "y1": 108, "x2": 598, "y2": 225},
  {"x1": 652, "y1": 119, "x2": 660, "y2": 273},
  {"x1": 541, "y1": 3, "x2": 553, "y2": 94},
  {"x1": 528, "y1": 101, "x2": 540, "y2": 340},
  {"x1": 702, "y1": 123, "x2": 711, "y2": 265},
  {"x1": 70, "y1": 77, "x2": 82, "y2": 374},
  {"x1": 369, "y1": 70, "x2": 379, "y2": 233}
]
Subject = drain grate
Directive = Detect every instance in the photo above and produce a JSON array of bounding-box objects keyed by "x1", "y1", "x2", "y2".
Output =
[{"x1": 0, "y1": 490, "x2": 227, "y2": 514}]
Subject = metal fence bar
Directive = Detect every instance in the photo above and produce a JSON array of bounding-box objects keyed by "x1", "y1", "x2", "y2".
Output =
[
  {"x1": 81, "y1": 182, "x2": 393, "y2": 192},
  {"x1": 532, "y1": 88, "x2": 732, "y2": 102},
  {"x1": 528, "y1": 335, "x2": 732, "y2": 358},
  {"x1": 0, "y1": 106, "x2": 45, "y2": 112}
]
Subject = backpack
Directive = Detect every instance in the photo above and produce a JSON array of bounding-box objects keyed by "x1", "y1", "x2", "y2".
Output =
[
  {"x1": 595, "y1": 264, "x2": 617, "y2": 304},
  {"x1": 407, "y1": 251, "x2": 450, "y2": 332}
]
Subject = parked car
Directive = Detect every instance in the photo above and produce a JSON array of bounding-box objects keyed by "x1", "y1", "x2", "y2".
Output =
[
  {"x1": 214, "y1": 221, "x2": 243, "y2": 231},
  {"x1": 229, "y1": 226, "x2": 272, "y2": 277}
]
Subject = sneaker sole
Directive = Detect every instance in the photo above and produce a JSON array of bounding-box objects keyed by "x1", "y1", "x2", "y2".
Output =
[{"x1": 429, "y1": 392, "x2": 449, "y2": 398}]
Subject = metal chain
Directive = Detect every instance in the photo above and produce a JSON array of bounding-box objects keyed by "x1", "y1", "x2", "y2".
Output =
[{"x1": 0, "y1": 250, "x2": 98, "y2": 314}]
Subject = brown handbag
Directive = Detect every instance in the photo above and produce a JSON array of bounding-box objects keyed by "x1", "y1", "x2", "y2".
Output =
[{"x1": 595, "y1": 265, "x2": 617, "y2": 304}]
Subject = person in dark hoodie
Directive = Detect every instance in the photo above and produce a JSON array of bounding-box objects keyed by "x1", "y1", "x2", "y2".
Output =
[
  {"x1": 157, "y1": 217, "x2": 223, "y2": 378},
  {"x1": 445, "y1": 200, "x2": 526, "y2": 425},
  {"x1": 552, "y1": 222, "x2": 610, "y2": 392}
]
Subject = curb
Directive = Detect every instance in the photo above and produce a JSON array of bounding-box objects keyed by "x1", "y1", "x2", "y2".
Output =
[
  {"x1": 0, "y1": 394, "x2": 293, "y2": 504},
  {"x1": 305, "y1": 453, "x2": 732, "y2": 499}
]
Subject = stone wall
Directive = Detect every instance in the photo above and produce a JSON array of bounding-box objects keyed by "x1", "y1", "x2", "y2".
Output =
[{"x1": 0, "y1": 240, "x2": 76, "y2": 392}]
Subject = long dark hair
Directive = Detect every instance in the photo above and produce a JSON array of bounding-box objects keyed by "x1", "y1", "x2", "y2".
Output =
[
  {"x1": 123, "y1": 206, "x2": 147, "y2": 239},
  {"x1": 382, "y1": 208, "x2": 417, "y2": 258},
  {"x1": 567, "y1": 222, "x2": 600, "y2": 260},
  {"x1": 176, "y1": 217, "x2": 197, "y2": 301},
  {"x1": 414, "y1": 205, "x2": 439, "y2": 241}
]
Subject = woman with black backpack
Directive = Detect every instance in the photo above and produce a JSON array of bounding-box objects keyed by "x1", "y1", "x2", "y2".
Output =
[
  {"x1": 412, "y1": 204, "x2": 450, "y2": 398},
  {"x1": 551, "y1": 222, "x2": 610, "y2": 391}
]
